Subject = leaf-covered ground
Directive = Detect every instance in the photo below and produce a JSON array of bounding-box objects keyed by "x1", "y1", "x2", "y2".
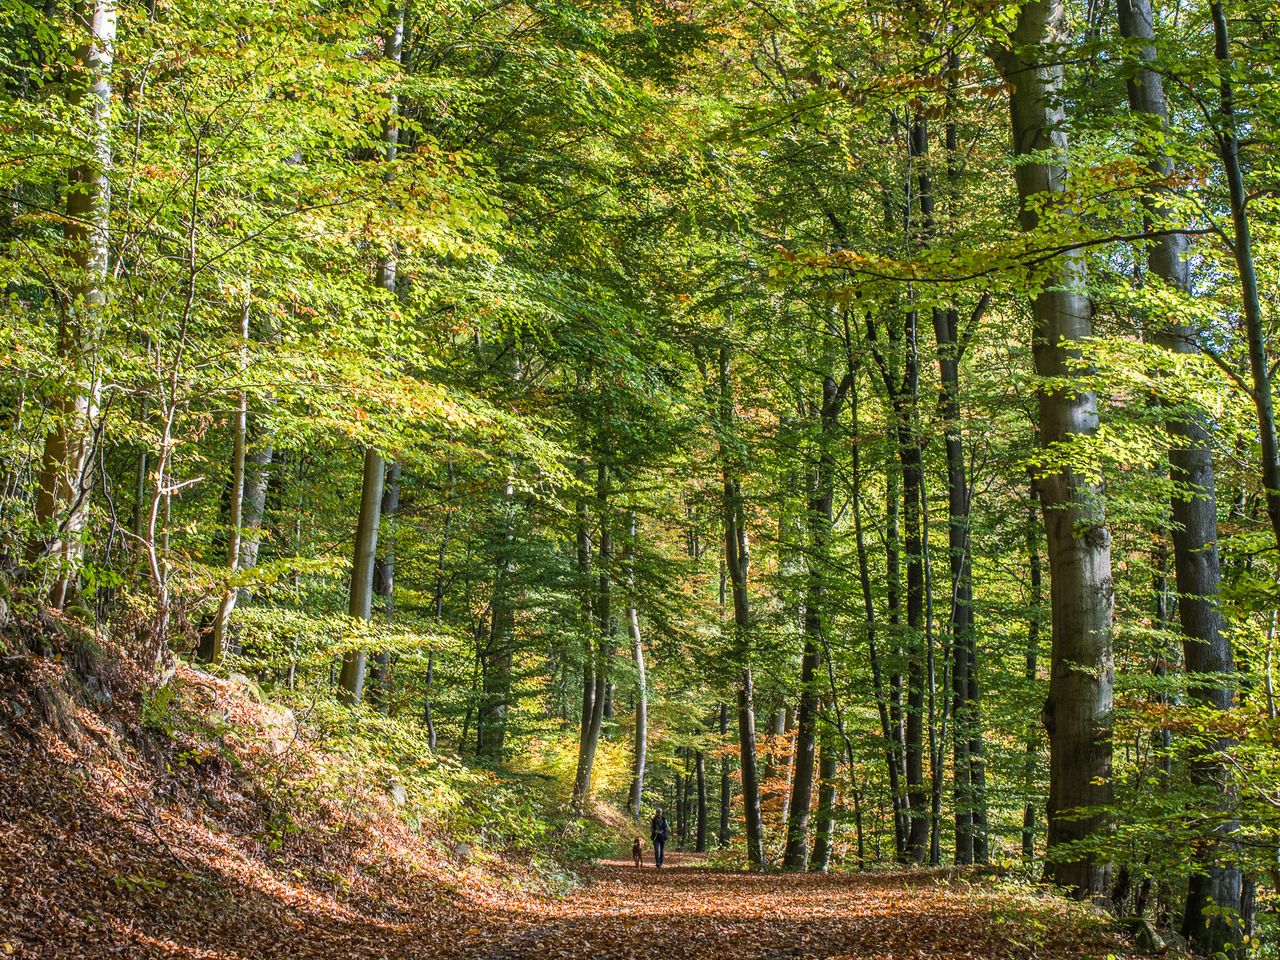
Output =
[
  {"x1": 463, "y1": 854, "x2": 1139, "y2": 960},
  {"x1": 0, "y1": 650, "x2": 1139, "y2": 960}
]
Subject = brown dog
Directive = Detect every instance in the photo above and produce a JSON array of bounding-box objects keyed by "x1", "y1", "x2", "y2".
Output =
[{"x1": 632, "y1": 838, "x2": 643, "y2": 868}]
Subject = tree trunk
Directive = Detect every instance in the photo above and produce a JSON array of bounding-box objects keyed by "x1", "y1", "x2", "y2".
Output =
[
  {"x1": 338, "y1": 7, "x2": 401, "y2": 707},
  {"x1": 1114, "y1": 0, "x2": 1242, "y2": 945},
  {"x1": 30, "y1": 0, "x2": 116, "y2": 609},
  {"x1": 695, "y1": 749, "x2": 708, "y2": 853},
  {"x1": 339, "y1": 448, "x2": 385, "y2": 705},
  {"x1": 810, "y1": 719, "x2": 838, "y2": 873},
  {"x1": 786, "y1": 369, "x2": 841, "y2": 869},
  {"x1": 1023, "y1": 495, "x2": 1044, "y2": 860},
  {"x1": 627, "y1": 510, "x2": 648, "y2": 818},
  {"x1": 424, "y1": 461, "x2": 453, "y2": 751},
  {"x1": 874, "y1": 330, "x2": 928, "y2": 865},
  {"x1": 718, "y1": 702, "x2": 732, "y2": 847},
  {"x1": 994, "y1": 0, "x2": 1115, "y2": 896},
  {"x1": 721, "y1": 344, "x2": 767, "y2": 867},
  {"x1": 204, "y1": 284, "x2": 251, "y2": 663},
  {"x1": 478, "y1": 476, "x2": 516, "y2": 760},
  {"x1": 370, "y1": 462, "x2": 400, "y2": 712},
  {"x1": 850, "y1": 383, "x2": 907, "y2": 860},
  {"x1": 1201, "y1": 2, "x2": 1280, "y2": 555},
  {"x1": 572, "y1": 462, "x2": 613, "y2": 813}
]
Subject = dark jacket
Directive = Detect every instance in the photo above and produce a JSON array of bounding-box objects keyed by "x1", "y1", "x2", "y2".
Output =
[{"x1": 650, "y1": 814, "x2": 669, "y2": 842}]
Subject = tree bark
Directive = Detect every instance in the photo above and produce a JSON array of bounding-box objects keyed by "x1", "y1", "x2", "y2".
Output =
[
  {"x1": 30, "y1": 0, "x2": 116, "y2": 609},
  {"x1": 849, "y1": 383, "x2": 907, "y2": 860},
  {"x1": 339, "y1": 448, "x2": 385, "y2": 705},
  {"x1": 785, "y1": 369, "x2": 842, "y2": 869},
  {"x1": 721, "y1": 344, "x2": 767, "y2": 867},
  {"x1": 1023, "y1": 494, "x2": 1044, "y2": 861},
  {"x1": 695, "y1": 749, "x2": 708, "y2": 853},
  {"x1": 627, "y1": 509, "x2": 648, "y2": 818},
  {"x1": 338, "y1": 6, "x2": 402, "y2": 707},
  {"x1": 1114, "y1": 0, "x2": 1242, "y2": 946},
  {"x1": 477, "y1": 475, "x2": 516, "y2": 759},
  {"x1": 810, "y1": 718, "x2": 838, "y2": 873},
  {"x1": 572, "y1": 462, "x2": 613, "y2": 813},
  {"x1": 994, "y1": 0, "x2": 1115, "y2": 896},
  {"x1": 370, "y1": 461, "x2": 400, "y2": 712},
  {"x1": 718, "y1": 702, "x2": 732, "y2": 847},
  {"x1": 204, "y1": 283, "x2": 251, "y2": 663}
]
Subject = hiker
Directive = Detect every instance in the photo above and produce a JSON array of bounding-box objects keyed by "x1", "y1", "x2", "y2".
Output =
[
  {"x1": 650, "y1": 807, "x2": 669, "y2": 869},
  {"x1": 632, "y1": 837, "x2": 644, "y2": 868}
]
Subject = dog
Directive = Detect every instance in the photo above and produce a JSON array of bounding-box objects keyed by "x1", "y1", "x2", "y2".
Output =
[{"x1": 632, "y1": 837, "x2": 644, "y2": 868}]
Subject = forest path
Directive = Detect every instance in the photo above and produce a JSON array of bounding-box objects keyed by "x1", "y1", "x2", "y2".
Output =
[{"x1": 459, "y1": 853, "x2": 1128, "y2": 960}]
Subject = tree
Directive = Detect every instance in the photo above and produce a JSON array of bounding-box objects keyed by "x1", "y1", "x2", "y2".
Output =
[{"x1": 993, "y1": 0, "x2": 1115, "y2": 896}]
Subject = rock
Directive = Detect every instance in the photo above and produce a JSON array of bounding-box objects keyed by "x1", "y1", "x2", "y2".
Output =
[
  {"x1": 388, "y1": 782, "x2": 408, "y2": 808},
  {"x1": 1128, "y1": 917, "x2": 1166, "y2": 954},
  {"x1": 453, "y1": 841, "x2": 472, "y2": 862},
  {"x1": 82, "y1": 675, "x2": 113, "y2": 709},
  {"x1": 227, "y1": 672, "x2": 265, "y2": 703}
]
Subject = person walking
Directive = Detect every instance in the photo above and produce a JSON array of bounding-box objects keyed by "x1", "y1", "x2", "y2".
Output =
[{"x1": 650, "y1": 807, "x2": 669, "y2": 869}]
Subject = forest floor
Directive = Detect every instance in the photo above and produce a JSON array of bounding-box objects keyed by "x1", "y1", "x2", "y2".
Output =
[
  {"x1": 0, "y1": 635, "x2": 1142, "y2": 960},
  {"x1": 463, "y1": 853, "x2": 1141, "y2": 960}
]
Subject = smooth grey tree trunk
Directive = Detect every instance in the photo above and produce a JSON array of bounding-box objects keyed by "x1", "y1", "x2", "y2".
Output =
[
  {"x1": 786, "y1": 369, "x2": 843, "y2": 869},
  {"x1": 870, "y1": 307, "x2": 928, "y2": 865},
  {"x1": 572, "y1": 462, "x2": 613, "y2": 813},
  {"x1": 718, "y1": 702, "x2": 731, "y2": 847},
  {"x1": 370, "y1": 461, "x2": 401, "y2": 712},
  {"x1": 1114, "y1": 0, "x2": 1242, "y2": 947},
  {"x1": 31, "y1": 0, "x2": 116, "y2": 609},
  {"x1": 339, "y1": 448, "x2": 385, "y2": 705},
  {"x1": 1201, "y1": 2, "x2": 1280, "y2": 555},
  {"x1": 695, "y1": 749, "x2": 708, "y2": 853},
  {"x1": 1023, "y1": 494, "x2": 1044, "y2": 861},
  {"x1": 626, "y1": 510, "x2": 647, "y2": 819},
  {"x1": 477, "y1": 474, "x2": 516, "y2": 759},
  {"x1": 338, "y1": 6, "x2": 402, "y2": 707},
  {"x1": 993, "y1": 0, "x2": 1115, "y2": 896},
  {"x1": 206, "y1": 284, "x2": 251, "y2": 663},
  {"x1": 849, "y1": 383, "x2": 907, "y2": 859},
  {"x1": 810, "y1": 719, "x2": 838, "y2": 872},
  {"x1": 721, "y1": 345, "x2": 767, "y2": 867},
  {"x1": 237, "y1": 427, "x2": 272, "y2": 573}
]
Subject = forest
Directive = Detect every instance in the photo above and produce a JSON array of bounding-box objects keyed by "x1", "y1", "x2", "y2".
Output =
[{"x1": 2, "y1": 0, "x2": 1280, "y2": 956}]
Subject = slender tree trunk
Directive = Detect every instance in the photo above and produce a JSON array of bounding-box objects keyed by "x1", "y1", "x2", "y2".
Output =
[
  {"x1": 478, "y1": 475, "x2": 516, "y2": 759},
  {"x1": 695, "y1": 749, "x2": 708, "y2": 853},
  {"x1": 850, "y1": 384, "x2": 907, "y2": 859},
  {"x1": 721, "y1": 344, "x2": 766, "y2": 866},
  {"x1": 994, "y1": 0, "x2": 1115, "y2": 895},
  {"x1": 30, "y1": 0, "x2": 116, "y2": 608},
  {"x1": 786, "y1": 370, "x2": 841, "y2": 869},
  {"x1": 1198, "y1": 3, "x2": 1280, "y2": 554},
  {"x1": 424, "y1": 461, "x2": 453, "y2": 751},
  {"x1": 339, "y1": 448, "x2": 384, "y2": 705},
  {"x1": 338, "y1": 7, "x2": 402, "y2": 707},
  {"x1": 718, "y1": 702, "x2": 732, "y2": 847},
  {"x1": 572, "y1": 462, "x2": 612, "y2": 813},
  {"x1": 810, "y1": 718, "x2": 838, "y2": 872},
  {"x1": 627, "y1": 510, "x2": 648, "y2": 818},
  {"x1": 370, "y1": 462, "x2": 400, "y2": 712},
  {"x1": 881, "y1": 354, "x2": 928, "y2": 866},
  {"x1": 237, "y1": 424, "x2": 272, "y2": 573},
  {"x1": 204, "y1": 284, "x2": 251, "y2": 663},
  {"x1": 1023, "y1": 495, "x2": 1044, "y2": 860}
]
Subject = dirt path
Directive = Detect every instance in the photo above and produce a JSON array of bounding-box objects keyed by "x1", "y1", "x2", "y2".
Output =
[{"x1": 461, "y1": 854, "x2": 1135, "y2": 960}]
